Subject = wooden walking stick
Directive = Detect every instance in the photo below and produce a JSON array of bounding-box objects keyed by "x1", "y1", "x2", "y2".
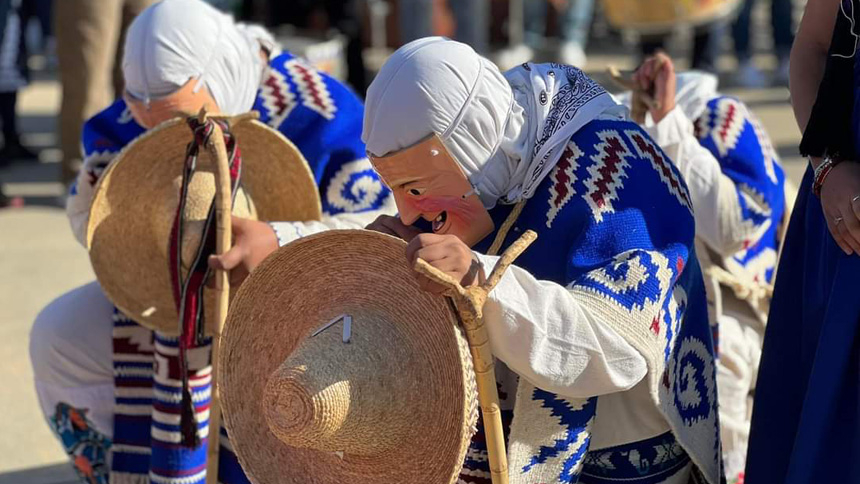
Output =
[
  {"x1": 414, "y1": 230, "x2": 538, "y2": 484},
  {"x1": 196, "y1": 108, "x2": 258, "y2": 484}
]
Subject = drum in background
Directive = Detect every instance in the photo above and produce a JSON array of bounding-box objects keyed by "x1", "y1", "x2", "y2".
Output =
[{"x1": 601, "y1": 0, "x2": 741, "y2": 34}]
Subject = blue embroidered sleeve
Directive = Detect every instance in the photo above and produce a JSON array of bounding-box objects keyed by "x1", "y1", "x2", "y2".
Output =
[
  {"x1": 696, "y1": 96, "x2": 785, "y2": 259},
  {"x1": 252, "y1": 52, "x2": 390, "y2": 216},
  {"x1": 78, "y1": 100, "x2": 145, "y2": 188}
]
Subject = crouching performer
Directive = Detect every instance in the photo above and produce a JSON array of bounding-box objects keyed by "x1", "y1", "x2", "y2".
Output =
[
  {"x1": 361, "y1": 38, "x2": 723, "y2": 484},
  {"x1": 29, "y1": 1, "x2": 391, "y2": 483},
  {"x1": 622, "y1": 53, "x2": 788, "y2": 483}
]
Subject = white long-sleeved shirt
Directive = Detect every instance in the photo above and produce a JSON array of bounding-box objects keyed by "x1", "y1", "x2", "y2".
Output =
[
  {"x1": 271, "y1": 221, "x2": 672, "y2": 451},
  {"x1": 272, "y1": 220, "x2": 649, "y2": 401}
]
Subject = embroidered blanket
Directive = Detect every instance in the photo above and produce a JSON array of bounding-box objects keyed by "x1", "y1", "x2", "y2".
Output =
[{"x1": 463, "y1": 110, "x2": 720, "y2": 483}]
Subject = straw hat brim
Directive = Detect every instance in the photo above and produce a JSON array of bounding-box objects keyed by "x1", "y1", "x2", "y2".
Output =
[
  {"x1": 220, "y1": 230, "x2": 478, "y2": 484},
  {"x1": 87, "y1": 117, "x2": 322, "y2": 334}
]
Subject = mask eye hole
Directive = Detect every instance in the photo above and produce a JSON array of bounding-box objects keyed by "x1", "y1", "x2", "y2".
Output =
[{"x1": 408, "y1": 188, "x2": 425, "y2": 196}]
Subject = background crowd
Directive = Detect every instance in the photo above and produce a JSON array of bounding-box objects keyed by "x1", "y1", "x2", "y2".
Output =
[{"x1": 0, "y1": 0, "x2": 802, "y2": 208}]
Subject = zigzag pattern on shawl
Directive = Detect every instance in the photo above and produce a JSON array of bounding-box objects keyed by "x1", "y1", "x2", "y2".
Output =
[
  {"x1": 694, "y1": 95, "x2": 786, "y2": 286},
  {"x1": 504, "y1": 382, "x2": 594, "y2": 484},
  {"x1": 467, "y1": 118, "x2": 720, "y2": 484},
  {"x1": 513, "y1": 65, "x2": 608, "y2": 202},
  {"x1": 521, "y1": 391, "x2": 595, "y2": 481}
]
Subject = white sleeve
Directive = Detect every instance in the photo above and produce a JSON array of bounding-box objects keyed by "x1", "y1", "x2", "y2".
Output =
[
  {"x1": 66, "y1": 151, "x2": 118, "y2": 248},
  {"x1": 644, "y1": 106, "x2": 755, "y2": 257},
  {"x1": 270, "y1": 195, "x2": 397, "y2": 246},
  {"x1": 472, "y1": 252, "x2": 648, "y2": 399}
]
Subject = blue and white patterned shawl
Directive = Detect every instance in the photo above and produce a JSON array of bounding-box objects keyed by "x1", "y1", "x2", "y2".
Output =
[
  {"x1": 459, "y1": 68, "x2": 721, "y2": 484},
  {"x1": 693, "y1": 96, "x2": 787, "y2": 288}
]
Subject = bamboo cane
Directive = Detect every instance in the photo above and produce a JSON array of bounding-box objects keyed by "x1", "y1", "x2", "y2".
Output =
[
  {"x1": 200, "y1": 108, "x2": 231, "y2": 484},
  {"x1": 187, "y1": 109, "x2": 258, "y2": 484},
  {"x1": 413, "y1": 230, "x2": 537, "y2": 484}
]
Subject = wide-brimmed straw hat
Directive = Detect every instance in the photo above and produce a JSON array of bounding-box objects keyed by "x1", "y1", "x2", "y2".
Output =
[
  {"x1": 220, "y1": 229, "x2": 479, "y2": 484},
  {"x1": 86, "y1": 117, "x2": 322, "y2": 334}
]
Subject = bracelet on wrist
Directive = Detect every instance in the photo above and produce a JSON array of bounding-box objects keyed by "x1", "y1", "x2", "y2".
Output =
[{"x1": 813, "y1": 156, "x2": 842, "y2": 198}]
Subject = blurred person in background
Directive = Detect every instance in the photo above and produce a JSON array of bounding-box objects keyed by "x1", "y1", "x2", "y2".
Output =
[
  {"x1": 0, "y1": 0, "x2": 36, "y2": 208},
  {"x1": 20, "y1": 0, "x2": 52, "y2": 61},
  {"x1": 524, "y1": 0, "x2": 594, "y2": 67},
  {"x1": 732, "y1": 0, "x2": 795, "y2": 87},
  {"x1": 0, "y1": 0, "x2": 36, "y2": 165},
  {"x1": 53, "y1": 0, "x2": 154, "y2": 190},
  {"x1": 30, "y1": 1, "x2": 392, "y2": 482},
  {"x1": 746, "y1": 0, "x2": 860, "y2": 481},
  {"x1": 398, "y1": 0, "x2": 489, "y2": 53},
  {"x1": 639, "y1": 22, "x2": 725, "y2": 73},
  {"x1": 622, "y1": 52, "x2": 788, "y2": 484},
  {"x1": 265, "y1": 0, "x2": 370, "y2": 94}
]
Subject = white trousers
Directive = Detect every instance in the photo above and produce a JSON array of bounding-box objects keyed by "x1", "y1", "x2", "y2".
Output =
[
  {"x1": 716, "y1": 308, "x2": 763, "y2": 481},
  {"x1": 30, "y1": 281, "x2": 116, "y2": 439}
]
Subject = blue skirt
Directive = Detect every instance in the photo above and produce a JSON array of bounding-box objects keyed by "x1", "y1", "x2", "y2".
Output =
[{"x1": 746, "y1": 166, "x2": 860, "y2": 483}]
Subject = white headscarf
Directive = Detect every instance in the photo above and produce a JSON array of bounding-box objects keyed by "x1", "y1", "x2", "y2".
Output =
[
  {"x1": 363, "y1": 37, "x2": 619, "y2": 207},
  {"x1": 674, "y1": 71, "x2": 719, "y2": 121},
  {"x1": 122, "y1": 0, "x2": 276, "y2": 115}
]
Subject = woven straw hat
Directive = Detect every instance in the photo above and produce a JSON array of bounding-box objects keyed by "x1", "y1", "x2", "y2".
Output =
[
  {"x1": 220, "y1": 230, "x2": 478, "y2": 484},
  {"x1": 86, "y1": 117, "x2": 322, "y2": 334}
]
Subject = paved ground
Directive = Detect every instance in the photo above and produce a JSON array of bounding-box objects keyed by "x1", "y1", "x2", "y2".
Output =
[{"x1": 0, "y1": 40, "x2": 804, "y2": 484}]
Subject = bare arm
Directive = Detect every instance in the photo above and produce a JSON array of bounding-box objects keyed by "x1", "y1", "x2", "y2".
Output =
[
  {"x1": 789, "y1": 0, "x2": 860, "y2": 257},
  {"x1": 791, "y1": 0, "x2": 842, "y2": 135}
]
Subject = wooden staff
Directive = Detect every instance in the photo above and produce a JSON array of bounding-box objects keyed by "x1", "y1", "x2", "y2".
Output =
[
  {"x1": 197, "y1": 108, "x2": 257, "y2": 484},
  {"x1": 414, "y1": 230, "x2": 537, "y2": 484}
]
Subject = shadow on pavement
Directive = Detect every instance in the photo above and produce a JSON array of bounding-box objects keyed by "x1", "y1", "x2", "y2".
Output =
[{"x1": 0, "y1": 463, "x2": 77, "y2": 484}]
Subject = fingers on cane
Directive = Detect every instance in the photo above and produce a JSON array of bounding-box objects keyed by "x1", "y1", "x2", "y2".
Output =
[{"x1": 208, "y1": 247, "x2": 245, "y2": 271}]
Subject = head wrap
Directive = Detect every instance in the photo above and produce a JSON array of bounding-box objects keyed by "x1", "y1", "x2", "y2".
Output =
[
  {"x1": 674, "y1": 71, "x2": 719, "y2": 121},
  {"x1": 122, "y1": 0, "x2": 276, "y2": 115},
  {"x1": 363, "y1": 37, "x2": 618, "y2": 208}
]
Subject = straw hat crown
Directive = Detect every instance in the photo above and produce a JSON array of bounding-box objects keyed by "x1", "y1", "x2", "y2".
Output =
[
  {"x1": 220, "y1": 230, "x2": 479, "y2": 484},
  {"x1": 87, "y1": 116, "x2": 322, "y2": 334}
]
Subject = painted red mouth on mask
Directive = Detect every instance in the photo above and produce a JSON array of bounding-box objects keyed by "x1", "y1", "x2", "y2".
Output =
[{"x1": 432, "y1": 211, "x2": 448, "y2": 232}]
